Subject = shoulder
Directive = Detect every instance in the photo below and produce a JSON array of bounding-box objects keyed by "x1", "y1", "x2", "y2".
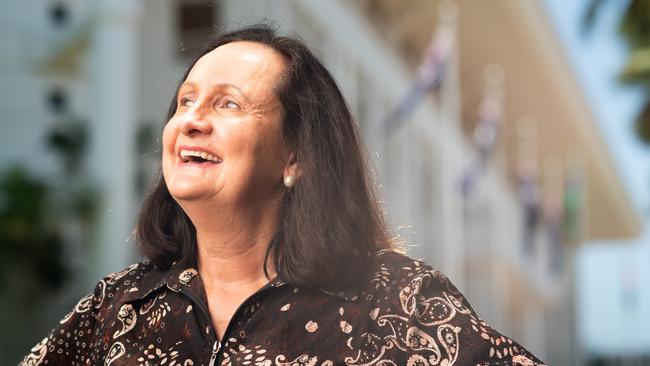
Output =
[
  {"x1": 70, "y1": 261, "x2": 160, "y2": 316},
  {"x1": 368, "y1": 250, "x2": 481, "y2": 331},
  {"x1": 369, "y1": 250, "x2": 466, "y2": 302},
  {"x1": 361, "y1": 251, "x2": 546, "y2": 365},
  {"x1": 101, "y1": 261, "x2": 157, "y2": 290},
  {"x1": 95, "y1": 261, "x2": 170, "y2": 307},
  {"x1": 19, "y1": 261, "x2": 160, "y2": 365},
  {"x1": 97, "y1": 261, "x2": 156, "y2": 295}
]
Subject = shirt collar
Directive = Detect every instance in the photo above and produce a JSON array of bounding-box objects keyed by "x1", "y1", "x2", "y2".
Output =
[
  {"x1": 117, "y1": 261, "x2": 180, "y2": 305},
  {"x1": 118, "y1": 259, "x2": 361, "y2": 305}
]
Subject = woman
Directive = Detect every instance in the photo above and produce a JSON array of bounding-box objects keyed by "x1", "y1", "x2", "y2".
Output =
[{"x1": 21, "y1": 25, "x2": 545, "y2": 366}]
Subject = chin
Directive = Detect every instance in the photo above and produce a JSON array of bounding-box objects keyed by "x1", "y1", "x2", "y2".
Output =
[{"x1": 166, "y1": 182, "x2": 211, "y2": 202}]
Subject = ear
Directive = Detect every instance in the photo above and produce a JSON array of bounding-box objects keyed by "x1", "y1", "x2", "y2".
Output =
[{"x1": 283, "y1": 152, "x2": 299, "y2": 181}]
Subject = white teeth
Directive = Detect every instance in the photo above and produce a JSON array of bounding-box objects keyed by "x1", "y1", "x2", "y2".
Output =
[{"x1": 179, "y1": 149, "x2": 221, "y2": 163}]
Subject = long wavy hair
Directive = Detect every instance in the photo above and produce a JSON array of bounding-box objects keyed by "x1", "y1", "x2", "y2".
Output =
[{"x1": 136, "y1": 24, "x2": 396, "y2": 290}]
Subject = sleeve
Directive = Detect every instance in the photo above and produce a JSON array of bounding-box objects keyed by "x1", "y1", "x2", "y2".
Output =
[
  {"x1": 19, "y1": 279, "x2": 107, "y2": 366},
  {"x1": 403, "y1": 270, "x2": 547, "y2": 366}
]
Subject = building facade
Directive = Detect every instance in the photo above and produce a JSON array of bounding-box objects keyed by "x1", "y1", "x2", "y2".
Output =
[{"x1": 0, "y1": 0, "x2": 641, "y2": 364}]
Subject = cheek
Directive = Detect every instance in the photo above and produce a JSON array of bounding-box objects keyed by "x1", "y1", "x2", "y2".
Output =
[
  {"x1": 242, "y1": 123, "x2": 284, "y2": 159},
  {"x1": 221, "y1": 129, "x2": 283, "y2": 180},
  {"x1": 252, "y1": 129, "x2": 288, "y2": 172}
]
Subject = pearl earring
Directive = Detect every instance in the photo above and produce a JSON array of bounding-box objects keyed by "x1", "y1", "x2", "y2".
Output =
[{"x1": 283, "y1": 175, "x2": 296, "y2": 188}]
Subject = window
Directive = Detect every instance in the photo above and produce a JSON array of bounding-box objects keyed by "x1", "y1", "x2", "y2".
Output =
[
  {"x1": 46, "y1": 88, "x2": 68, "y2": 115},
  {"x1": 175, "y1": 0, "x2": 217, "y2": 59},
  {"x1": 49, "y1": 2, "x2": 70, "y2": 28}
]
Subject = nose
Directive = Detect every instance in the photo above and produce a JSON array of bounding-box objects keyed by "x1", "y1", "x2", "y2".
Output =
[{"x1": 180, "y1": 112, "x2": 213, "y2": 136}]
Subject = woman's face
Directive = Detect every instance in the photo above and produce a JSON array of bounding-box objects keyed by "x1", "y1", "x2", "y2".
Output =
[{"x1": 162, "y1": 41, "x2": 290, "y2": 207}]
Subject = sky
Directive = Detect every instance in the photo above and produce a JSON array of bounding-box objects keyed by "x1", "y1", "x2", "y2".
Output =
[{"x1": 542, "y1": 0, "x2": 650, "y2": 223}]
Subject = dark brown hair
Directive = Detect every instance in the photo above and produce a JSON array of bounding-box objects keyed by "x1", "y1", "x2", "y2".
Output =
[{"x1": 136, "y1": 24, "x2": 396, "y2": 290}]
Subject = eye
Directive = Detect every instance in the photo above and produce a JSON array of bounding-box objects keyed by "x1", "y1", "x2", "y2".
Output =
[
  {"x1": 224, "y1": 100, "x2": 240, "y2": 110},
  {"x1": 179, "y1": 96, "x2": 195, "y2": 108}
]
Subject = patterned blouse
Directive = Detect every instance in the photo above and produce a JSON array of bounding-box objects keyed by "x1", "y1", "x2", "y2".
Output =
[{"x1": 20, "y1": 251, "x2": 545, "y2": 366}]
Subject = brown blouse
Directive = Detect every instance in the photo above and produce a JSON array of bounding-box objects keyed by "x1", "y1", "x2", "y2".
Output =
[{"x1": 20, "y1": 251, "x2": 545, "y2": 366}]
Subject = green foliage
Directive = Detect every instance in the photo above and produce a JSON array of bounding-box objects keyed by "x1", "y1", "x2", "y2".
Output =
[
  {"x1": 620, "y1": 47, "x2": 650, "y2": 83},
  {"x1": 0, "y1": 167, "x2": 68, "y2": 302},
  {"x1": 0, "y1": 118, "x2": 99, "y2": 307},
  {"x1": 620, "y1": 1, "x2": 650, "y2": 144},
  {"x1": 583, "y1": 0, "x2": 650, "y2": 144},
  {"x1": 635, "y1": 100, "x2": 650, "y2": 143},
  {"x1": 619, "y1": 0, "x2": 650, "y2": 49}
]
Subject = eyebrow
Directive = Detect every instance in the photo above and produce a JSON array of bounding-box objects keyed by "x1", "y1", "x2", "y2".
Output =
[{"x1": 178, "y1": 80, "x2": 248, "y2": 101}]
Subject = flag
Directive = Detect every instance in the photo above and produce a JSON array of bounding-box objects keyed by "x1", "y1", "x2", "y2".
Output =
[
  {"x1": 383, "y1": 18, "x2": 455, "y2": 136},
  {"x1": 459, "y1": 65, "x2": 504, "y2": 196}
]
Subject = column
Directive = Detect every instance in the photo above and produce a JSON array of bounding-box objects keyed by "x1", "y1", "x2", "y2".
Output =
[{"x1": 87, "y1": 0, "x2": 141, "y2": 282}]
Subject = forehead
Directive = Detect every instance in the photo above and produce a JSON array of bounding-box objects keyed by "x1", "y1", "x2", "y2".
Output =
[{"x1": 185, "y1": 41, "x2": 286, "y2": 95}]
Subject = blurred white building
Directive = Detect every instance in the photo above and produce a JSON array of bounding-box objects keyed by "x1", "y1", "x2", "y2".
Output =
[
  {"x1": 577, "y1": 235, "x2": 650, "y2": 361},
  {"x1": 0, "y1": 0, "x2": 643, "y2": 365}
]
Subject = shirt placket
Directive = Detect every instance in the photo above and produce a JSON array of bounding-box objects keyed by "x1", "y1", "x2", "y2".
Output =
[{"x1": 168, "y1": 267, "x2": 282, "y2": 366}]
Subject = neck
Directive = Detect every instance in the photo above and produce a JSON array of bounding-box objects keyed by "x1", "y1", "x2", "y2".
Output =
[{"x1": 182, "y1": 197, "x2": 281, "y2": 292}]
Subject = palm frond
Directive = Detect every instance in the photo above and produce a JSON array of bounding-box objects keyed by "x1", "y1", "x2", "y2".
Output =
[{"x1": 619, "y1": 47, "x2": 650, "y2": 84}]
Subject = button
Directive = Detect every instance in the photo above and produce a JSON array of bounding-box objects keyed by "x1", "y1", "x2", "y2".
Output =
[{"x1": 178, "y1": 268, "x2": 198, "y2": 285}]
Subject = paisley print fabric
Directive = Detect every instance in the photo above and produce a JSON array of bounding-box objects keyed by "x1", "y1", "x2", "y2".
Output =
[{"x1": 20, "y1": 251, "x2": 545, "y2": 365}]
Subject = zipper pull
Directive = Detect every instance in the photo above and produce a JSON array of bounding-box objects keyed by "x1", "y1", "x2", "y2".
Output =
[{"x1": 208, "y1": 340, "x2": 221, "y2": 366}]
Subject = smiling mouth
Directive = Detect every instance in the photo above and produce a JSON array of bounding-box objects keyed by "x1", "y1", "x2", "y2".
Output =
[{"x1": 179, "y1": 149, "x2": 222, "y2": 164}]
